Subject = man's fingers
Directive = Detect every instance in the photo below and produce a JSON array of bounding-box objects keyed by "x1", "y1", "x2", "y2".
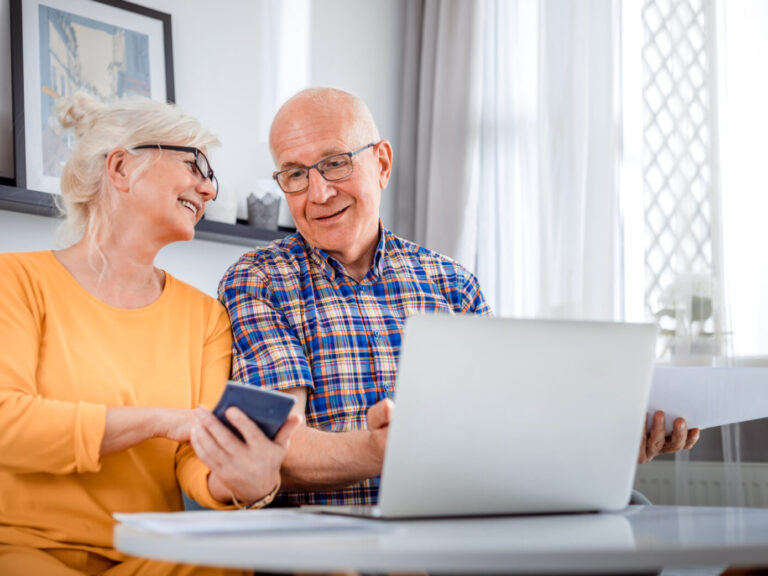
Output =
[
  {"x1": 225, "y1": 406, "x2": 272, "y2": 447},
  {"x1": 195, "y1": 407, "x2": 241, "y2": 456},
  {"x1": 190, "y1": 423, "x2": 225, "y2": 469},
  {"x1": 273, "y1": 412, "x2": 302, "y2": 449},
  {"x1": 662, "y1": 418, "x2": 687, "y2": 453},
  {"x1": 684, "y1": 428, "x2": 701, "y2": 450},
  {"x1": 639, "y1": 414, "x2": 699, "y2": 464},
  {"x1": 368, "y1": 398, "x2": 394, "y2": 430},
  {"x1": 648, "y1": 411, "x2": 667, "y2": 459},
  {"x1": 638, "y1": 412, "x2": 649, "y2": 463}
]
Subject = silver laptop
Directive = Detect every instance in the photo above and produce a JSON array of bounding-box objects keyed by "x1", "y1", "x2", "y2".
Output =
[{"x1": 309, "y1": 314, "x2": 657, "y2": 519}]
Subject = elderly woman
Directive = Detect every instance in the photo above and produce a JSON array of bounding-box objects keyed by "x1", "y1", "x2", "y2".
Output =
[{"x1": 0, "y1": 93, "x2": 299, "y2": 575}]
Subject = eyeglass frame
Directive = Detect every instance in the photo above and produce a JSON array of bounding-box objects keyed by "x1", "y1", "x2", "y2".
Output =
[
  {"x1": 272, "y1": 142, "x2": 376, "y2": 194},
  {"x1": 133, "y1": 144, "x2": 219, "y2": 201}
]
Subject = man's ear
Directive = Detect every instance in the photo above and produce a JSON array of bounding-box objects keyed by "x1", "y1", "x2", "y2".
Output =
[
  {"x1": 375, "y1": 140, "x2": 393, "y2": 190},
  {"x1": 105, "y1": 148, "x2": 132, "y2": 192}
]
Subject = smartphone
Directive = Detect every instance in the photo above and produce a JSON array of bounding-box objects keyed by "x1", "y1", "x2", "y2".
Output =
[{"x1": 212, "y1": 380, "x2": 297, "y2": 441}]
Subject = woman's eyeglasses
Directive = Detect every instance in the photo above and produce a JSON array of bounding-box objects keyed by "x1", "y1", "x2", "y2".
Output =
[{"x1": 133, "y1": 144, "x2": 219, "y2": 200}]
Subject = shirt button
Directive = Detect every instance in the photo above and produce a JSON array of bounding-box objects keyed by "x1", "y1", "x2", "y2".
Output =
[{"x1": 373, "y1": 331, "x2": 380, "y2": 340}]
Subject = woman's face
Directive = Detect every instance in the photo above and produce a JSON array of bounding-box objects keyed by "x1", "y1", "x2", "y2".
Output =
[{"x1": 126, "y1": 146, "x2": 217, "y2": 243}]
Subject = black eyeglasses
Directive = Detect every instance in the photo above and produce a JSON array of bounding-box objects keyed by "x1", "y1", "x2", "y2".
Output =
[
  {"x1": 133, "y1": 144, "x2": 219, "y2": 200},
  {"x1": 272, "y1": 143, "x2": 375, "y2": 194}
]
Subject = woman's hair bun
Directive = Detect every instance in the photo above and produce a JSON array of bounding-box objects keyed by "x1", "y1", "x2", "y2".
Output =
[{"x1": 57, "y1": 92, "x2": 106, "y2": 138}]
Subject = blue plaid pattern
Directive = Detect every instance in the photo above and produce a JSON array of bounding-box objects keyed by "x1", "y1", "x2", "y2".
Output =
[{"x1": 218, "y1": 226, "x2": 490, "y2": 505}]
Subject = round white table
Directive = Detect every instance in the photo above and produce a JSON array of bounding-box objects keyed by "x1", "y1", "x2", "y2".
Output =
[{"x1": 114, "y1": 505, "x2": 768, "y2": 574}]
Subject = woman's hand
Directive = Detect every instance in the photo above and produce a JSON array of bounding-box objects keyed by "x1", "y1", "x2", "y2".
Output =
[
  {"x1": 190, "y1": 406, "x2": 301, "y2": 506},
  {"x1": 154, "y1": 408, "x2": 198, "y2": 443},
  {"x1": 101, "y1": 406, "x2": 197, "y2": 457}
]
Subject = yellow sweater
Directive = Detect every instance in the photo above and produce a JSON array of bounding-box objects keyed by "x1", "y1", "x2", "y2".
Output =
[{"x1": 0, "y1": 251, "x2": 232, "y2": 560}]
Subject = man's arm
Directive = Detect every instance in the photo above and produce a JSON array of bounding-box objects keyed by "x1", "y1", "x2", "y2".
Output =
[
  {"x1": 279, "y1": 387, "x2": 393, "y2": 491},
  {"x1": 219, "y1": 258, "x2": 393, "y2": 491}
]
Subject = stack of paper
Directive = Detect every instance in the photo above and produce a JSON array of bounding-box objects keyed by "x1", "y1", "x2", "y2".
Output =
[
  {"x1": 114, "y1": 509, "x2": 383, "y2": 536},
  {"x1": 649, "y1": 366, "x2": 768, "y2": 434}
]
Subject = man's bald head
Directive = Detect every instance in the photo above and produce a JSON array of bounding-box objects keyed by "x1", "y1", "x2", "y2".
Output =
[
  {"x1": 266, "y1": 86, "x2": 393, "y2": 280},
  {"x1": 269, "y1": 87, "x2": 380, "y2": 160}
]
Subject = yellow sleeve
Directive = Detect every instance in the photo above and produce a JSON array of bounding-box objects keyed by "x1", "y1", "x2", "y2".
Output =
[
  {"x1": 175, "y1": 299, "x2": 237, "y2": 509},
  {"x1": 0, "y1": 255, "x2": 106, "y2": 474}
]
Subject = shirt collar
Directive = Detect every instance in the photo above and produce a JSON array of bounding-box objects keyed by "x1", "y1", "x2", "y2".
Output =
[{"x1": 301, "y1": 220, "x2": 388, "y2": 283}]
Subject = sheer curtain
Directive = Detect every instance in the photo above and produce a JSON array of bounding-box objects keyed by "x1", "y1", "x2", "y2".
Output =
[{"x1": 396, "y1": 0, "x2": 622, "y2": 320}]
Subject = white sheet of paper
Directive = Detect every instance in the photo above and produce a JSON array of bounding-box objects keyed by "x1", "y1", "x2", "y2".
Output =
[
  {"x1": 113, "y1": 509, "x2": 384, "y2": 536},
  {"x1": 649, "y1": 366, "x2": 768, "y2": 434}
]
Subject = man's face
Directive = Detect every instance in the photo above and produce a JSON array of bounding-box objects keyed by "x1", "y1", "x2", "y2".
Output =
[{"x1": 271, "y1": 103, "x2": 391, "y2": 266}]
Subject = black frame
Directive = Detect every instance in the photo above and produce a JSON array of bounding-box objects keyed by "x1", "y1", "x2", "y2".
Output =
[
  {"x1": 0, "y1": 0, "x2": 290, "y2": 245},
  {"x1": 7, "y1": 0, "x2": 174, "y2": 191}
]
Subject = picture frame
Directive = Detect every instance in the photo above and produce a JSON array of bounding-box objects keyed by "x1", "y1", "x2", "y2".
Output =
[{"x1": 9, "y1": 0, "x2": 174, "y2": 195}]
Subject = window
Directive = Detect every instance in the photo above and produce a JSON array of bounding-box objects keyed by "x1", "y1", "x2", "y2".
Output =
[{"x1": 621, "y1": 0, "x2": 766, "y2": 360}]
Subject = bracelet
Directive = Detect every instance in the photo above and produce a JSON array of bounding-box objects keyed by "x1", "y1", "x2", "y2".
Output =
[{"x1": 230, "y1": 477, "x2": 281, "y2": 510}]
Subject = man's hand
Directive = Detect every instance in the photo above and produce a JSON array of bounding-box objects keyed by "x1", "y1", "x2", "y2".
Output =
[
  {"x1": 367, "y1": 398, "x2": 394, "y2": 466},
  {"x1": 638, "y1": 411, "x2": 700, "y2": 463},
  {"x1": 279, "y1": 389, "x2": 395, "y2": 490},
  {"x1": 190, "y1": 406, "x2": 301, "y2": 505}
]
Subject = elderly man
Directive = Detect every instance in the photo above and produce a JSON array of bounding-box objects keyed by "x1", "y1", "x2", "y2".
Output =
[{"x1": 218, "y1": 87, "x2": 698, "y2": 506}]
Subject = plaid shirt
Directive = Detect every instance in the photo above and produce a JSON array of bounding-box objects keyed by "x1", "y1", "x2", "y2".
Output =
[{"x1": 218, "y1": 226, "x2": 491, "y2": 505}]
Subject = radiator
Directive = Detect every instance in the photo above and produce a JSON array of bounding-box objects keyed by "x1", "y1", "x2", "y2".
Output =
[{"x1": 634, "y1": 462, "x2": 768, "y2": 507}]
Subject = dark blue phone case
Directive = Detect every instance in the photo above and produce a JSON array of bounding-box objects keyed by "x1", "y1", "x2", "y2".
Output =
[{"x1": 213, "y1": 381, "x2": 296, "y2": 441}]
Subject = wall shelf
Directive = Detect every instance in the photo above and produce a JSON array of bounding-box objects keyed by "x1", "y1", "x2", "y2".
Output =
[{"x1": 0, "y1": 183, "x2": 292, "y2": 247}]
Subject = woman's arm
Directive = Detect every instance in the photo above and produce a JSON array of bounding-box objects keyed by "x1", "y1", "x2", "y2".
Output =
[
  {"x1": 0, "y1": 254, "x2": 201, "y2": 473},
  {"x1": 100, "y1": 406, "x2": 196, "y2": 457},
  {"x1": 172, "y1": 299, "x2": 299, "y2": 509}
]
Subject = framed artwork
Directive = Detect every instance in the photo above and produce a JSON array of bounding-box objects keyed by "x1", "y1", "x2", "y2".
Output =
[{"x1": 9, "y1": 0, "x2": 174, "y2": 195}]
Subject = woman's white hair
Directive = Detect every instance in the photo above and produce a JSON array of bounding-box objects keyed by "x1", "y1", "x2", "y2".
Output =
[{"x1": 56, "y1": 92, "x2": 218, "y2": 262}]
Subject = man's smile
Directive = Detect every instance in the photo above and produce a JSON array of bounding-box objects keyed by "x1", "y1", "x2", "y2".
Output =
[{"x1": 314, "y1": 205, "x2": 350, "y2": 221}]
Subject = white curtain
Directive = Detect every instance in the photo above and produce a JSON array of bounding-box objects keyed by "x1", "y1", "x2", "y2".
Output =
[{"x1": 396, "y1": 0, "x2": 621, "y2": 320}]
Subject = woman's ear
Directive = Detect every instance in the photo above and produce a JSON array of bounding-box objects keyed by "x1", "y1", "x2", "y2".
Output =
[{"x1": 105, "y1": 148, "x2": 132, "y2": 192}]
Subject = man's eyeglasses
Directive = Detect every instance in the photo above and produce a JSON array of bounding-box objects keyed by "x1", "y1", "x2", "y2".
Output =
[
  {"x1": 133, "y1": 144, "x2": 219, "y2": 200},
  {"x1": 272, "y1": 143, "x2": 375, "y2": 194}
]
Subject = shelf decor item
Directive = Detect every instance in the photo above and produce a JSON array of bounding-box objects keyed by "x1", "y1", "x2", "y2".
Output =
[
  {"x1": 10, "y1": 0, "x2": 174, "y2": 194},
  {"x1": 246, "y1": 192, "x2": 280, "y2": 231}
]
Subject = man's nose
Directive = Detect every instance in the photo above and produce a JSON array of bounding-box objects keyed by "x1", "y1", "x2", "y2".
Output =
[{"x1": 307, "y1": 167, "x2": 335, "y2": 203}]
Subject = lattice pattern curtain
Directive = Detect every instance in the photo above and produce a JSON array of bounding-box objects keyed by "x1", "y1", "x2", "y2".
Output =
[
  {"x1": 641, "y1": 0, "x2": 725, "y2": 363},
  {"x1": 640, "y1": 0, "x2": 749, "y2": 506}
]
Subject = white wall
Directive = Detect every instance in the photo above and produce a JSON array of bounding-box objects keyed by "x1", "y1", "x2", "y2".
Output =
[
  {"x1": 0, "y1": 0, "x2": 406, "y2": 295},
  {"x1": 309, "y1": 0, "x2": 406, "y2": 226}
]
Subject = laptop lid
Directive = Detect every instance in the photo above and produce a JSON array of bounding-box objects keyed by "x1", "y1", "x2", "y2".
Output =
[{"x1": 377, "y1": 315, "x2": 657, "y2": 518}]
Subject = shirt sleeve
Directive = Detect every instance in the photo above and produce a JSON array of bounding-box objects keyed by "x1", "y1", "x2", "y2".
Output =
[
  {"x1": 218, "y1": 259, "x2": 314, "y2": 393},
  {"x1": 174, "y1": 299, "x2": 238, "y2": 510},
  {"x1": 0, "y1": 255, "x2": 106, "y2": 475},
  {"x1": 460, "y1": 270, "x2": 493, "y2": 316}
]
